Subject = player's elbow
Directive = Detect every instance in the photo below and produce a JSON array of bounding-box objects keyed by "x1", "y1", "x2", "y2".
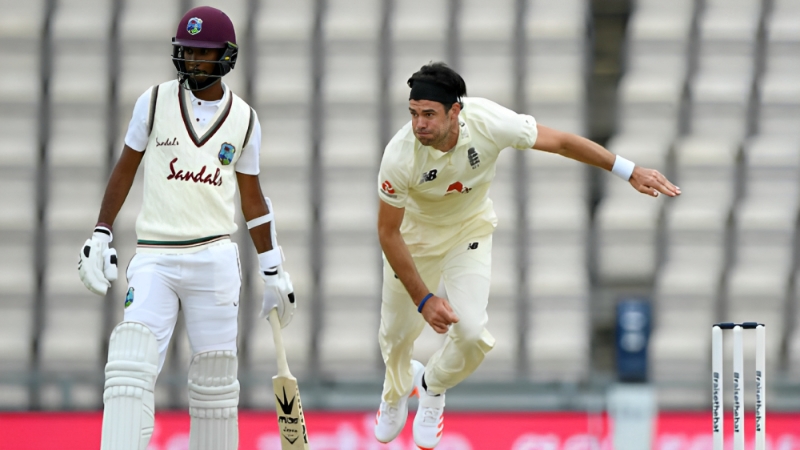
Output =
[
  {"x1": 533, "y1": 125, "x2": 571, "y2": 155},
  {"x1": 377, "y1": 221, "x2": 400, "y2": 244},
  {"x1": 377, "y1": 201, "x2": 404, "y2": 243},
  {"x1": 377, "y1": 219, "x2": 405, "y2": 255}
]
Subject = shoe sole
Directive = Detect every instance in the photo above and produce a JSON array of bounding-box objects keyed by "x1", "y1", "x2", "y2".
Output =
[{"x1": 413, "y1": 427, "x2": 443, "y2": 449}]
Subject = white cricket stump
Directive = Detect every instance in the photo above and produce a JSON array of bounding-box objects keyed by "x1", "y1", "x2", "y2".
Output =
[
  {"x1": 756, "y1": 325, "x2": 766, "y2": 450},
  {"x1": 712, "y1": 325, "x2": 723, "y2": 450},
  {"x1": 733, "y1": 325, "x2": 743, "y2": 450},
  {"x1": 711, "y1": 322, "x2": 766, "y2": 450}
]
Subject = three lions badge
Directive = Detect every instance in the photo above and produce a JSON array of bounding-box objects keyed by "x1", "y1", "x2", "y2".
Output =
[{"x1": 218, "y1": 143, "x2": 235, "y2": 165}]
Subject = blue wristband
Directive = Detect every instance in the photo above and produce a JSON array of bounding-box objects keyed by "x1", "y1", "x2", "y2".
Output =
[{"x1": 417, "y1": 293, "x2": 433, "y2": 313}]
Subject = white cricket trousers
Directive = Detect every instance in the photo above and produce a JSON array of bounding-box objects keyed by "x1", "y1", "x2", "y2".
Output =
[
  {"x1": 123, "y1": 241, "x2": 241, "y2": 372},
  {"x1": 380, "y1": 234, "x2": 496, "y2": 403}
]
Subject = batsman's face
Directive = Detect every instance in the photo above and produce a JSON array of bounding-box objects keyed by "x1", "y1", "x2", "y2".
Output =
[
  {"x1": 183, "y1": 46, "x2": 222, "y2": 81},
  {"x1": 409, "y1": 100, "x2": 459, "y2": 148}
]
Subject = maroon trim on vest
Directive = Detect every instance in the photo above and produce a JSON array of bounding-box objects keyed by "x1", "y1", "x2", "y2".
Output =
[{"x1": 178, "y1": 85, "x2": 234, "y2": 148}]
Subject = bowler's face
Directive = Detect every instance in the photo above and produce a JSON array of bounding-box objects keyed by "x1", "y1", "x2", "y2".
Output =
[{"x1": 409, "y1": 100, "x2": 451, "y2": 147}]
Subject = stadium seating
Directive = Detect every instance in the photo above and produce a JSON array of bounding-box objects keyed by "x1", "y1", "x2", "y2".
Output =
[
  {"x1": 314, "y1": 0, "x2": 384, "y2": 381},
  {"x1": 760, "y1": 0, "x2": 800, "y2": 137},
  {"x1": 596, "y1": 135, "x2": 670, "y2": 284},
  {"x1": 724, "y1": 136, "x2": 799, "y2": 372},
  {"x1": 526, "y1": 0, "x2": 587, "y2": 135},
  {"x1": 37, "y1": 0, "x2": 111, "y2": 409},
  {"x1": 0, "y1": 0, "x2": 42, "y2": 410},
  {"x1": 629, "y1": 0, "x2": 800, "y2": 404},
  {"x1": 788, "y1": 270, "x2": 800, "y2": 377},
  {"x1": 764, "y1": 0, "x2": 800, "y2": 379},
  {"x1": 650, "y1": 135, "x2": 738, "y2": 384},
  {"x1": 523, "y1": 0, "x2": 592, "y2": 381},
  {"x1": 244, "y1": 0, "x2": 317, "y2": 402},
  {"x1": 525, "y1": 149, "x2": 591, "y2": 381}
]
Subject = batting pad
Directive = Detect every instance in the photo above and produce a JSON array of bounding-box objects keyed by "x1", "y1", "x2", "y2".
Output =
[
  {"x1": 188, "y1": 350, "x2": 240, "y2": 450},
  {"x1": 101, "y1": 322, "x2": 159, "y2": 450}
]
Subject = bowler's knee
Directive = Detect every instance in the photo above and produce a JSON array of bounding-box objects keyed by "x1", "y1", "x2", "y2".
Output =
[{"x1": 452, "y1": 321, "x2": 495, "y2": 353}]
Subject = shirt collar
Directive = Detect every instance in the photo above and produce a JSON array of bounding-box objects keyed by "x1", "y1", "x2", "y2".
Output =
[{"x1": 187, "y1": 82, "x2": 228, "y2": 106}]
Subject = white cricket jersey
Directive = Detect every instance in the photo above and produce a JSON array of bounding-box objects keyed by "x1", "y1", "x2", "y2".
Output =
[
  {"x1": 378, "y1": 97, "x2": 538, "y2": 257},
  {"x1": 134, "y1": 79, "x2": 256, "y2": 253}
]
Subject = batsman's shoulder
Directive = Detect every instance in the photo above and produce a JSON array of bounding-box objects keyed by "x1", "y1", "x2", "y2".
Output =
[
  {"x1": 227, "y1": 85, "x2": 253, "y2": 109},
  {"x1": 160, "y1": 79, "x2": 179, "y2": 88},
  {"x1": 135, "y1": 79, "x2": 179, "y2": 105},
  {"x1": 154, "y1": 79, "x2": 180, "y2": 93}
]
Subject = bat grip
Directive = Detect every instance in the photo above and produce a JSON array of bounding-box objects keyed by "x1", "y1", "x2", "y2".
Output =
[{"x1": 269, "y1": 309, "x2": 293, "y2": 378}]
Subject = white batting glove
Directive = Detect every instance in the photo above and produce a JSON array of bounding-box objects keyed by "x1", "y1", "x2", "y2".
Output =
[
  {"x1": 78, "y1": 226, "x2": 118, "y2": 296},
  {"x1": 260, "y1": 265, "x2": 295, "y2": 328}
]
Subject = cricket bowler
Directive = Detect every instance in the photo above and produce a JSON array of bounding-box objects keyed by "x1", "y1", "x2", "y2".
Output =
[{"x1": 374, "y1": 62, "x2": 680, "y2": 448}]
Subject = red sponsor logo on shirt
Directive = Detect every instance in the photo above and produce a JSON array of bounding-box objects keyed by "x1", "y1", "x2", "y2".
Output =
[
  {"x1": 381, "y1": 180, "x2": 395, "y2": 195},
  {"x1": 446, "y1": 181, "x2": 471, "y2": 194},
  {"x1": 167, "y1": 157, "x2": 223, "y2": 186}
]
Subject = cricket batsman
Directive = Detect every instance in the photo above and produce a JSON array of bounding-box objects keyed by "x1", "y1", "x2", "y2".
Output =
[
  {"x1": 374, "y1": 62, "x2": 681, "y2": 448},
  {"x1": 77, "y1": 6, "x2": 295, "y2": 449}
]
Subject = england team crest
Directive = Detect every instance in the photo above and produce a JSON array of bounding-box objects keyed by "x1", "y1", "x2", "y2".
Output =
[
  {"x1": 187, "y1": 17, "x2": 203, "y2": 35},
  {"x1": 218, "y1": 142, "x2": 235, "y2": 165}
]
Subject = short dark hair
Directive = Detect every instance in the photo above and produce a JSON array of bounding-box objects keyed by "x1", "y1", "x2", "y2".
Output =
[{"x1": 407, "y1": 62, "x2": 467, "y2": 111}]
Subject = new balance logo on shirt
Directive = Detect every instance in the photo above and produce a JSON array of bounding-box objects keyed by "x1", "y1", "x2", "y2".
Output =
[{"x1": 420, "y1": 169, "x2": 438, "y2": 184}]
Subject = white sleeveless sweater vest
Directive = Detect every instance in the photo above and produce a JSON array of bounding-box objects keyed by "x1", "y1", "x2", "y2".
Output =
[{"x1": 135, "y1": 80, "x2": 255, "y2": 253}]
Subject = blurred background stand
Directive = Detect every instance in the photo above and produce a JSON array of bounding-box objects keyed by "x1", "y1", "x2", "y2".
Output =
[{"x1": 608, "y1": 298, "x2": 656, "y2": 448}]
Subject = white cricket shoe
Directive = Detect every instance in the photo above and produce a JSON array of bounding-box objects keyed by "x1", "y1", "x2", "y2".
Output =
[
  {"x1": 412, "y1": 367, "x2": 445, "y2": 449},
  {"x1": 374, "y1": 360, "x2": 424, "y2": 443}
]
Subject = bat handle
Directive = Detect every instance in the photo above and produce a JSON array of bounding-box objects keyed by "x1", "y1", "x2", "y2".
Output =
[{"x1": 269, "y1": 309, "x2": 293, "y2": 379}]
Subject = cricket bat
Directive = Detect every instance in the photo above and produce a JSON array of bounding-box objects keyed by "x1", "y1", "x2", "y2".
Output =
[{"x1": 269, "y1": 309, "x2": 310, "y2": 449}]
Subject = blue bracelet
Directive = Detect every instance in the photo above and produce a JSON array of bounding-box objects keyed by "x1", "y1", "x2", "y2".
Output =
[{"x1": 417, "y1": 293, "x2": 433, "y2": 313}]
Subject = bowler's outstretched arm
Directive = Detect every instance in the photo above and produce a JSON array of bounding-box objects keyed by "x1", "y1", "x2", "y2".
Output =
[{"x1": 532, "y1": 124, "x2": 681, "y2": 198}]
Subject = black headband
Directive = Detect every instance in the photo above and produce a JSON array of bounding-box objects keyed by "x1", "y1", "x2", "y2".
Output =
[{"x1": 409, "y1": 79, "x2": 459, "y2": 105}]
